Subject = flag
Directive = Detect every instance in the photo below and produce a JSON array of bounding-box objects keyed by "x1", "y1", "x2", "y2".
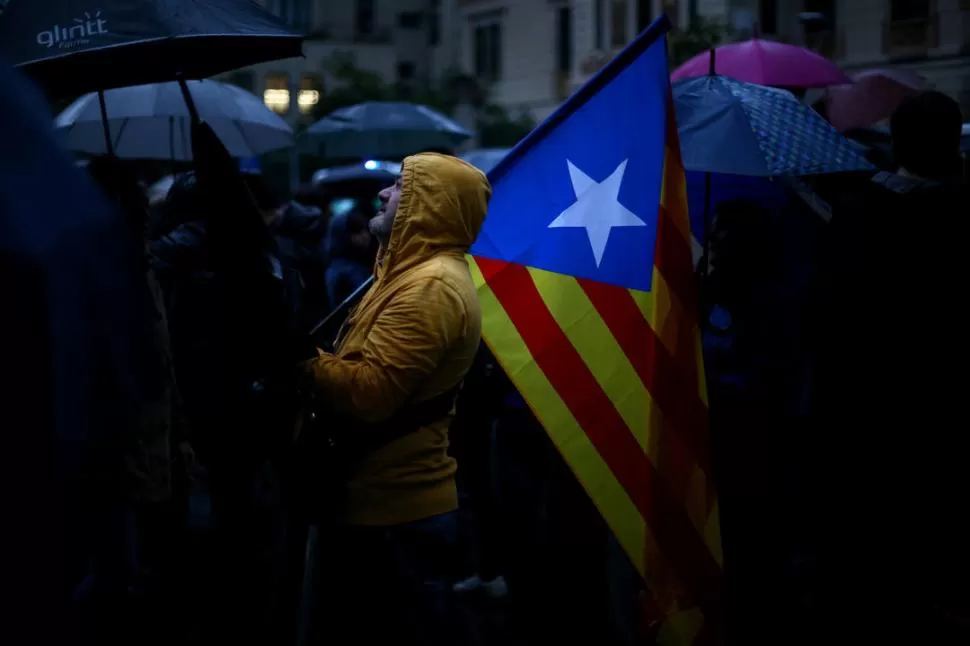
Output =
[{"x1": 468, "y1": 16, "x2": 722, "y2": 644}]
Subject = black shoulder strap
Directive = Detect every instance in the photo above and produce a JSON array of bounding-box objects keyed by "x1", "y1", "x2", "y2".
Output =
[
  {"x1": 396, "y1": 384, "x2": 463, "y2": 430},
  {"x1": 348, "y1": 383, "x2": 463, "y2": 456}
]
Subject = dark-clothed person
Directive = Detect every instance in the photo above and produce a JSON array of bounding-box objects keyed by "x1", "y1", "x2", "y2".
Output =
[
  {"x1": 808, "y1": 91, "x2": 969, "y2": 645},
  {"x1": 273, "y1": 200, "x2": 330, "y2": 329},
  {"x1": 325, "y1": 205, "x2": 375, "y2": 307}
]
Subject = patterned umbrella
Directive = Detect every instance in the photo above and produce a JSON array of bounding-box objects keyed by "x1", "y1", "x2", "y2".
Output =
[{"x1": 673, "y1": 75, "x2": 874, "y2": 176}]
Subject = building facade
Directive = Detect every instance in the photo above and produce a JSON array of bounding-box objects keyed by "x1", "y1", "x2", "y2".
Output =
[
  {"x1": 662, "y1": 0, "x2": 970, "y2": 113},
  {"x1": 454, "y1": 0, "x2": 970, "y2": 121},
  {"x1": 235, "y1": 0, "x2": 660, "y2": 124},
  {"x1": 235, "y1": 1, "x2": 448, "y2": 122},
  {"x1": 452, "y1": 1, "x2": 675, "y2": 121},
  {"x1": 237, "y1": 1, "x2": 969, "y2": 126}
]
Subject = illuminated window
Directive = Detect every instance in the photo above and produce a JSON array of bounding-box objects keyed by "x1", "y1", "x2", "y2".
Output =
[
  {"x1": 299, "y1": 75, "x2": 322, "y2": 114},
  {"x1": 264, "y1": 73, "x2": 322, "y2": 114},
  {"x1": 263, "y1": 72, "x2": 289, "y2": 113}
]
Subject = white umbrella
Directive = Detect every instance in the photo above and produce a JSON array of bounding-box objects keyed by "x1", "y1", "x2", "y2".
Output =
[{"x1": 54, "y1": 79, "x2": 293, "y2": 161}]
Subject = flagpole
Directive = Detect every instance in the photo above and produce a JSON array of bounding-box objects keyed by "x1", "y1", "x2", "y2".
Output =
[{"x1": 700, "y1": 47, "x2": 717, "y2": 279}]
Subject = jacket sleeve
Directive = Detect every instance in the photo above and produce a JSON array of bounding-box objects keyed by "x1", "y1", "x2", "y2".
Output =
[{"x1": 308, "y1": 277, "x2": 466, "y2": 423}]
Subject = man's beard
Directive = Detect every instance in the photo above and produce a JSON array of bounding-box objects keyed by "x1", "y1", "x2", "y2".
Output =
[{"x1": 369, "y1": 213, "x2": 392, "y2": 245}]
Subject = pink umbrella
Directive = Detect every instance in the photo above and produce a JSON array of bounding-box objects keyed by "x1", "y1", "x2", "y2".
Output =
[
  {"x1": 671, "y1": 38, "x2": 851, "y2": 89},
  {"x1": 822, "y1": 68, "x2": 928, "y2": 132}
]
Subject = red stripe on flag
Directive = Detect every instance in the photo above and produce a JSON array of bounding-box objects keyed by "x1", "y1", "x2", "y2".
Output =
[
  {"x1": 655, "y1": 99, "x2": 698, "y2": 317},
  {"x1": 577, "y1": 278, "x2": 710, "y2": 474},
  {"x1": 655, "y1": 204, "x2": 697, "y2": 318},
  {"x1": 657, "y1": 96, "x2": 705, "y2": 448},
  {"x1": 475, "y1": 255, "x2": 722, "y2": 612}
]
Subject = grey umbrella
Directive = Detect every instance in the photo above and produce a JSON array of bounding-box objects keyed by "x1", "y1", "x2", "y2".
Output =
[
  {"x1": 54, "y1": 79, "x2": 293, "y2": 160},
  {"x1": 305, "y1": 102, "x2": 472, "y2": 159}
]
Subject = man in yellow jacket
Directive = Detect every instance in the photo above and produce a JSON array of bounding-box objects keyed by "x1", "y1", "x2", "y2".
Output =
[{"x1": 305, "y1": 152, "x2": 491, "y2": 645}]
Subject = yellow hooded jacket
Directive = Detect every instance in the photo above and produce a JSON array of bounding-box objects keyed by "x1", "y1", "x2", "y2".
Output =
[{"x1": 309, "y1": 152, "x2": 491, "y2": 526}]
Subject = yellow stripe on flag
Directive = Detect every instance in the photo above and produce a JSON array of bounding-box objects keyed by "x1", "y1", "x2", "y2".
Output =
[
  {"x1": 530, "y1": 267, "x2": 716, "y2": 544},
  {"x1": 527, "y1": 267, "x2": 654, "y2": 452},
  {"x1": 470, "y1": 258, "x2": 704, "y2": 612},
  {"x1": 658, "y1": 149, "x2": 708, "y2": 405},
  {"x1": 470, "y1": 256, "x2": 714, "y2": 553},
  {"x1": 468, "y1": 257, "x2": 646, "y2": 574}
]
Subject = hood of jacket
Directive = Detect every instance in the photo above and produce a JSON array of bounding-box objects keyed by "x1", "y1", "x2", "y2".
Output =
[{"x1": 377, "y1": 152, "x2": 491, "y2": 280}]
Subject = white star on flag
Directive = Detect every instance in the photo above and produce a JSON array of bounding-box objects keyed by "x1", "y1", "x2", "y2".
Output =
[{"x1": 547, "y1": 159, "x2": 647, "y2": 267}]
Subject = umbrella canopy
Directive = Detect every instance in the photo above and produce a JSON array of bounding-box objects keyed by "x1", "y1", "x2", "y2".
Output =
[
  {"x1": 671, "y1": 38, "x2": 851, "y2": 89},
  {"x1": 0, "y1": 0, "x2": 302, "y2": 97},
  {"x1": 822, "y1": 68, "x2": 928, "y2": 132},
  {"x1": 460, "y1": 148, "x2": 511, "y2": 174},
  {"x1": 305, "y1": 102, "x2": 472, "y2": 159},
  {"x1": 674, "y1": 75, "x2": 873, "y2": 176},
  {"x1": 55, "y1": 79, "x2": 293, "y2": 160},
  {"x1": 312, "y1": 162, "x2": 399, "y2": 186}
]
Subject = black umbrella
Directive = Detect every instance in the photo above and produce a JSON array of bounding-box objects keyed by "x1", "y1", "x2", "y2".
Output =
[
  {"x1": 0, "y1": 0, "x2": 303, "y2": 98},
  {"x1": 0, "y1": 0, "x2": 302, "y2": 251},
  {"x1": 2, "y1": 1, "x2": 308, "y2": 396}
]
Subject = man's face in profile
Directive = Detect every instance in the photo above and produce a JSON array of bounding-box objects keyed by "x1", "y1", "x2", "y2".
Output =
[{"x1": 371, "y1": 176, "x2": 402, "y2": 245}]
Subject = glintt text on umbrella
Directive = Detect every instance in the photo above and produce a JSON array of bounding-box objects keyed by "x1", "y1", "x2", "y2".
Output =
[{"x1": 37, "y1": 11, "x2": 109, "y2": 50}]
